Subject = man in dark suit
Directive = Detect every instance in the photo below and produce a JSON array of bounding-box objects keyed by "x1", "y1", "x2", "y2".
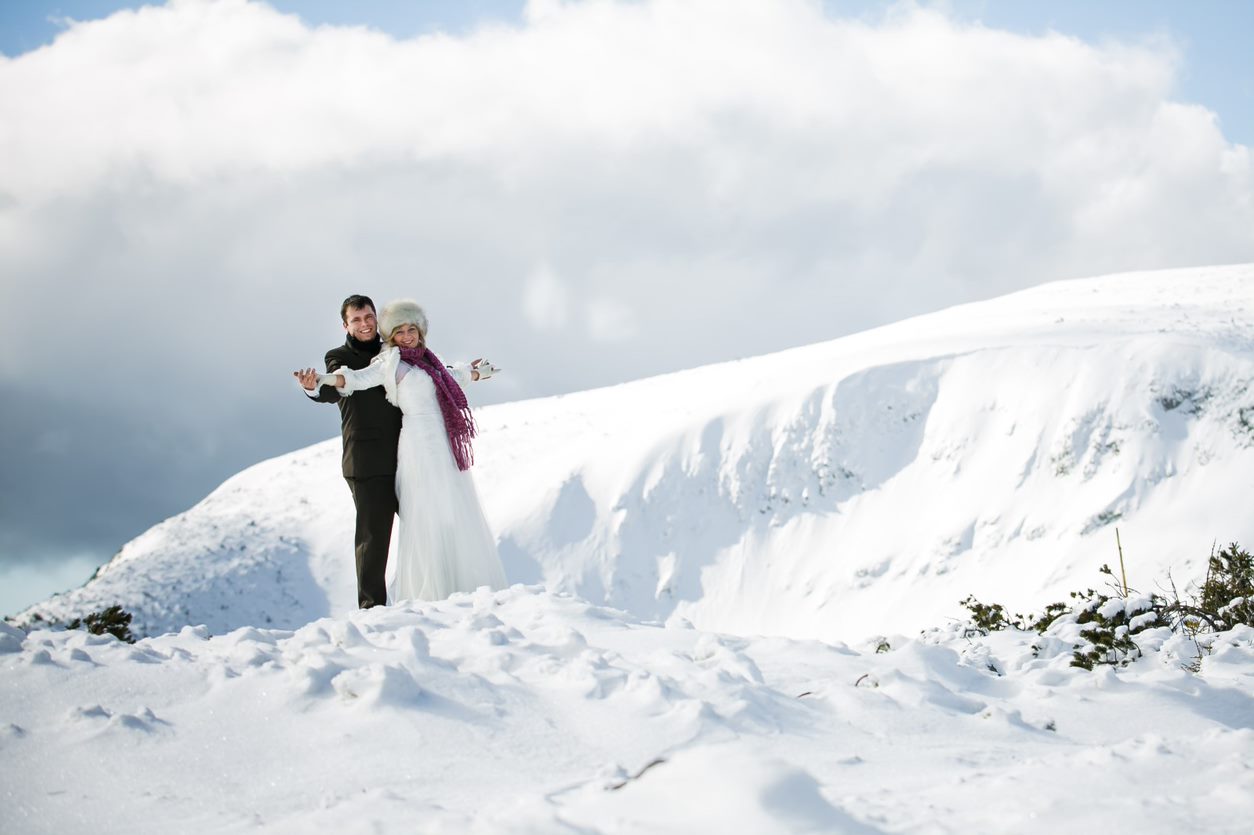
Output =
[{"x1": 293, "y1": 295, "x2": 402, "y2": 608}]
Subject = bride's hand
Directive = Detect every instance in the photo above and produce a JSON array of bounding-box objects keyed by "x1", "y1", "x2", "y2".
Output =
[{"x1": 471, "y1": 359, "x2": 500, "y2": 381}]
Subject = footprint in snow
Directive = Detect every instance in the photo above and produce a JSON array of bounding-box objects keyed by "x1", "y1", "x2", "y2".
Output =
[
  {"x1": 465, "y1": 612, "x2": 506, "y2": 631},
  {"x1": 67, "y1": 704, "x2": 112, "y2": 722},
  {"x1": 978, "y1": 705, "x2": 1054, "y2": 734},
  {"x1": 66, "y1": 648, "x2": 96, "y2": 665},
  {"x1": 327, "y1": 621, "x2": 374, "y2": 650},
  {"x1": 331, "y1": 663, "x2": 424, "y2": 708},
  {"x1": 106, "y1": 710, "x2": 165, "y2": 734},
  {"x1": 124, "y1": 647, "x2": 167, "y2": 665},
  {"x1": 224, "y1": 626, "x2": 278, "y2": 646},
  {"x1": 229, "y1": 644, "x2": 279, "y2": 668},
  {"x1": 25, "y1": 648, "x2": 59, "y2": 666},
  {"x1": 287, "y1": 656, "x2": 348, "y2": 697},
  {"x1": 67, "y1": 704, "x2": 170, "y2": 734}
]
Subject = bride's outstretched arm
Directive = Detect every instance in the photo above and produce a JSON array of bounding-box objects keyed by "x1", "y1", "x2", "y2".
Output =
[
  {"x1": 292, "y1": 368, "x2": 351, "y2": 389},
  {"x1": 447, "y1": 358, "x2": 501, "y2": 385},
  {"x1": 291, "y1": 356, "x2": 388, "y2": 395},
  {"x1": 331, "y1": 358, "x2": 388, "y2": 394},
  {"x1": 294, "y1": 350, "x2": 351, "y2": 402}
]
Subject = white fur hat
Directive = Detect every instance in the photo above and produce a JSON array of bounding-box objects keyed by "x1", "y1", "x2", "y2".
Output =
[{"x1": 379, "y1": 299, "x2": 429, "y2": 340}]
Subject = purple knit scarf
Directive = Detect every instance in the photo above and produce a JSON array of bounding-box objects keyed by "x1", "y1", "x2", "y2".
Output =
[{"x1": 398, "y1": 346, "x2": 477, "y2": 470}]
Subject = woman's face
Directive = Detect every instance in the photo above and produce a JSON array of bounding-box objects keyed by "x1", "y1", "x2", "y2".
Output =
[{"x1": 392, "y1": 323, "x2": 423, "y2": 350}]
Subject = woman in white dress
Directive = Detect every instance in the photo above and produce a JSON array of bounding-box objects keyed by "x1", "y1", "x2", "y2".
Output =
[{"x1": 318, "y1": 299, "x2": 507, "y2": 602}]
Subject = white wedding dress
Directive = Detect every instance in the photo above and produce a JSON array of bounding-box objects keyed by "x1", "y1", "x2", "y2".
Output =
[{"x1": 337, "y1": 347, "x2": 507, "y2": 602}]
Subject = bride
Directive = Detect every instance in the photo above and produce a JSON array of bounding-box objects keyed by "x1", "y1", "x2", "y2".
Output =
[{"x1": 316, "y1": 299, "x2": 507, "y2": 602}]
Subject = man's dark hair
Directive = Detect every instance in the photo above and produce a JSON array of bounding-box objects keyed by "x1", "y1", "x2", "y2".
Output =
[{"x1": 341, "y1": 294, "x2": 376, "y2": 323}]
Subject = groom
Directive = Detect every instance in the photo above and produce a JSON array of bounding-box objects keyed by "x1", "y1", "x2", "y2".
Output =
[{"x1": 294, "y1": 295, "x2": 401, "y2": 609}]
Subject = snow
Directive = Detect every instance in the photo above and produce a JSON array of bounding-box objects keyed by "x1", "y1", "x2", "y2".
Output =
[
  {"x1": 3, "y1": 264, "x2": 1254, "y2": 832},
  {"x1": 2, "y1": 588, "x2": 1251, "y2": 833},
  {"x1": 16, "y1": 264, "x2": 1254, "y2": 642}
]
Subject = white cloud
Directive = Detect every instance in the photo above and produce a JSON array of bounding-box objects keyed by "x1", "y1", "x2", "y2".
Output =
[{"x1": 0, "y1": 0, "x2": 1251, "y2": 568}]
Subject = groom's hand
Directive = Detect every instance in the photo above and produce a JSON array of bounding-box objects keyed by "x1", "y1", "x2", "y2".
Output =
[{"x1": 293, "y1": 368, "x2": 320, "y2": 390}]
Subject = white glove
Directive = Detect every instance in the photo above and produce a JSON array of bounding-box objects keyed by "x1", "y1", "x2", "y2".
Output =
[
  {"x1": 317, "y1": 373, "x2": 342, "y2": 388},
  {"x1": 472, "y1": 359, "x2": 501, "y2": 381}
]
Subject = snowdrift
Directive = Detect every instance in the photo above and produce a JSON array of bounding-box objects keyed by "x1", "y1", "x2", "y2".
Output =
[
  {"x1": 2, "y1": 588, "x2": 1251, "y2": 833},
  {"x1": 17, "y1": 264, "x2": 1254, "y2": 640}
]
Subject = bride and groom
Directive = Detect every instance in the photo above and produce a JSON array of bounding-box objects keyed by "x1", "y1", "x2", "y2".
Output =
[{"x1": 294, "y1": 294, "x2": 507, "y2": 608}]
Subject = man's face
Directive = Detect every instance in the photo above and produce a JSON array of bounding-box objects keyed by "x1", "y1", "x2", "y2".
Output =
[{"x1": 343, "y1": 305, "x2": 378, "y2": 342}]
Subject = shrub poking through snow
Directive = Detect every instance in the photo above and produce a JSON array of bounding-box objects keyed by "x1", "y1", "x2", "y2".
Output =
[
  {"x1": 958, "y1": 597, "x2": 1011, "y2": 635},
  {"x1": 1066, "y1": 584, "x2": 1156, "y2": 670},
  {"x1": 64, "y1": 605, "x2": 136, "y2": 644},
  {"x1": 958, "y1": 542, "x2": 1253, "y2": 670},
  {"x1": 1193, "y1": 542, "x2": 1254, "y2": 631},
  {"x1": 959, "y1": 596, "x2": 1066, "y2": 636}
]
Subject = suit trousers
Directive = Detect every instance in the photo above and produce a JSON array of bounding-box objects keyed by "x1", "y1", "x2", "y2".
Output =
[{"x1": 344, "y1": 474, "x2": 398, "y2": 608}]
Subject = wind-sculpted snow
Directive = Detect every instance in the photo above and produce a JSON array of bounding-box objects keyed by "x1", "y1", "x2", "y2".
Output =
[
  {"x1": 2, "y1": 588, "x2": 1251, "y2": 833},
  {"x1": 14, "y1": 264, "x2": 1254, "y2": 640}
]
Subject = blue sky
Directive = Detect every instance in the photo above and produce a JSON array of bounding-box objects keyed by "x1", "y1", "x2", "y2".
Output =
[
  {"x1": 1, "y1": 0, "x2": 1251, "y2": 618},
  {"x1": 3, "y1": 0, "x2": 1252, "y2": 144}
]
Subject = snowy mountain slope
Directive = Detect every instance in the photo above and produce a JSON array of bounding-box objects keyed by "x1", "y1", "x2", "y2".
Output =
[
  {"x1": 4, "y1": 265, "x2": 1254, "y2": 834},
  {"x1": 16, "y1": 263, "x2": 1254, "y2": 640},
  {"x1": 2, "y1": 588, "x2": 1251, "y2": 833}
]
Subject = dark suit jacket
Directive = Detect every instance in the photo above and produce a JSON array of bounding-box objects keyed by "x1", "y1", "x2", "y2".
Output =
[{"x1": 309, "y1": 336, "x2": 403, "y2": 479}]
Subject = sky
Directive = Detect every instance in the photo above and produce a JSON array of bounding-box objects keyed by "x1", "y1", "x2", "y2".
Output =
[{"x1": 1, "y1": 0, "x2": 1252, "y2": 617}]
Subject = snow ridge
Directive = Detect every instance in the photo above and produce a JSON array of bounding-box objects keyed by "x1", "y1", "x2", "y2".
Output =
[{"x1": 15, "y1": 264, "x2": 1254, "y2": 640}]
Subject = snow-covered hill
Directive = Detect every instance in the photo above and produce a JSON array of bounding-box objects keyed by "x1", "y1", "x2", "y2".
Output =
[
  {"x1": 16, "y1": 264, "x2": 1254, "y2": 640},
  {"x1": 5, "y1": 264, "x2": 1254, "y2": 834}
]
